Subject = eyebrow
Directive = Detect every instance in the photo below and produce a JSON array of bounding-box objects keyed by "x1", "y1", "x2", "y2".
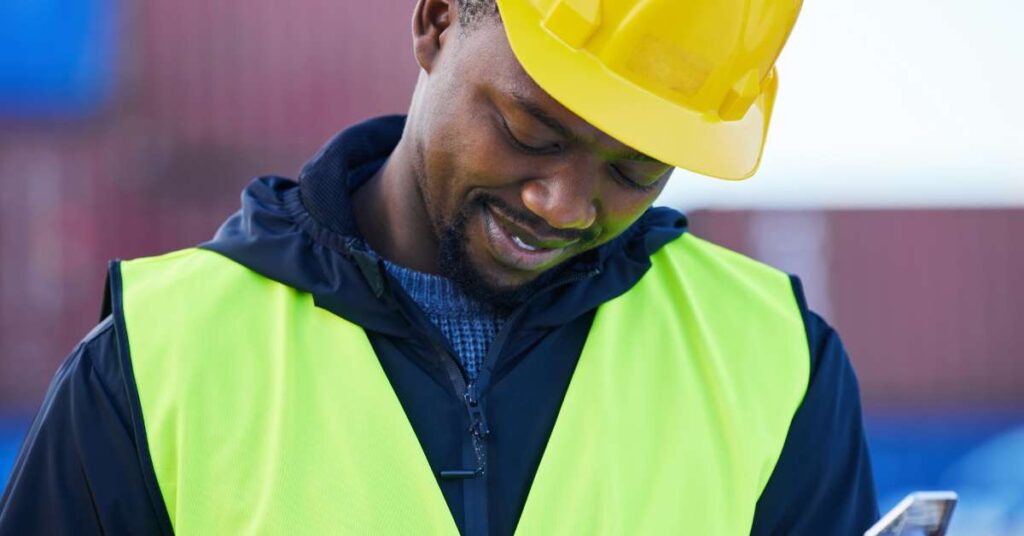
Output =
[{"x1": 509, "y1": 91, "x2": 662, "y2": 164}]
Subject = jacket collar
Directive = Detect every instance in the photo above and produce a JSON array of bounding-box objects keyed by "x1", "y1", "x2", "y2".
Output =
[
  {"x1": 297, "y1": 114, "x2": 405, "y2": 238},
  {"x1": 203, "y1": 115, "x2": 689, "y2": 333}
]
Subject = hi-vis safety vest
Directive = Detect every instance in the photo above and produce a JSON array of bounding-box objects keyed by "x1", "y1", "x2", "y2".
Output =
[{"x1": 115, "y1": 234, "x2": 809, "y2": 535}]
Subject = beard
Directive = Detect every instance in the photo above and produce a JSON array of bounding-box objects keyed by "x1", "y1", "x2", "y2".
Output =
[{"x1": 437, "y1": 194, "x2": 570, "y2": 312}]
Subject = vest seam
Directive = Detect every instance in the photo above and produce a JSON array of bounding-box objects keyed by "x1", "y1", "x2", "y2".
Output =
[{"x1": 108, "y1": 260, "x2": 177, "y2": 536}]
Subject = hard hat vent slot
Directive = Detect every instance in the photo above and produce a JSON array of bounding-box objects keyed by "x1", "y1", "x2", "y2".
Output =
[{"x1": 542, "y1": 0, "x2": 603, "y2": 49}]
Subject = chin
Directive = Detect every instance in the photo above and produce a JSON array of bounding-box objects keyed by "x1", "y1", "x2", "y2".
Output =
[
  {"x1": 478, "y1": 261, "x2": 542, "y2": 291},
  {"x1": 438, "y1": 195, "x2": 570, "y2": 309},
  {"x1": 440, "y1": 244, "x2": 538, "y2": 311}
]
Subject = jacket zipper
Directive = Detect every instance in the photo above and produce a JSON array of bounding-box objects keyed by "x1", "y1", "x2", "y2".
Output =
[
  {"x1": 455, "y1": 267, "x2": 602, "y2": 536},
  {"x1": 444, "y1": 267, "x2": 602, "y2": 476},
  {"x1": 368, "y1": 250, "x2": 600, "y2": 536}
]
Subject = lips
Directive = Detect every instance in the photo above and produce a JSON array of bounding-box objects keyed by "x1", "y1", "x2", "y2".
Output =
[{"x1": 481, "y1": 204, "x2": 575, "y2": 273}]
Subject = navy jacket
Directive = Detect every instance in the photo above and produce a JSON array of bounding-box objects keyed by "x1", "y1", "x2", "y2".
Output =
[{"x1": 0, "y1": 116, "x2": 878, "y2": 535}]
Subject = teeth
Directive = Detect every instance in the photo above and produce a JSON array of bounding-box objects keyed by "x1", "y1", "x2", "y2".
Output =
[{"x1": 511, "y1": 234, "x2": 540, "y2": 251}]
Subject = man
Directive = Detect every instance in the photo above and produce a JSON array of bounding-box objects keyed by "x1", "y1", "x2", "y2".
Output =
[{"x1": 0, "y1": 0, "x2": 878, "y2": 534}]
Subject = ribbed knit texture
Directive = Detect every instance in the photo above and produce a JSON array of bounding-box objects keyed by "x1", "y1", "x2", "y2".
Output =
[{"x1": 379, "y1": 258, "x2": 507, "y2": 382}]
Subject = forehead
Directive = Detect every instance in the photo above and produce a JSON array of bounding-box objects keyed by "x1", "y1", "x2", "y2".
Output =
[
  {"x1": 457, "y1": 22, "x2": 549, "y2": 104},
  {"x1": 457, "y1": 21, "x2": 654, "y2": 159}
]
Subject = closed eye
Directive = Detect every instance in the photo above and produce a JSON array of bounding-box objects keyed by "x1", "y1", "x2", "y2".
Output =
[
  {"x1": 498, "y1": 114, "x2": 562, "y2": 155},
  {"x1": 609, "y1": 163, "x2": 659, "y2": 193}
]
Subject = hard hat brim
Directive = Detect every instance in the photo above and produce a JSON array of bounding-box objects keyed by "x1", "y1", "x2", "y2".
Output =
[{"x1": 498, "y1": 0, "x2": 778, "y2": 180}]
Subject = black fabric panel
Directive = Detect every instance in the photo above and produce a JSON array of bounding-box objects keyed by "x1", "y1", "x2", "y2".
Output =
[
  {"x1": 0, "y1": 317, "x2": 169, "y2": 535},
  {"x1": 486, "y1": 310, "x2": 595, "y2": 535},
  {"x1": 749, "y1": 276, "x2": 880, "y2": 535}
]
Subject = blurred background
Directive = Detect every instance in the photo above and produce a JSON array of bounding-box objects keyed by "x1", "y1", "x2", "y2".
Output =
[{"x1": 1, "y1": 0, "x2": 1021, "y2": 532}]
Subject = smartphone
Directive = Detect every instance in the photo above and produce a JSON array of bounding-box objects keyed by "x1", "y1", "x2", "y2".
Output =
[{"x1": 864, "y1": 491, "x2": 958, "y2": 536}]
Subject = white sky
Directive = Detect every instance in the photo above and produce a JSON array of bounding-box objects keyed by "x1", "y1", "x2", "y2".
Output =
[{"x1": 659, "y1": 0, "x2": 1024, "y2": 210}]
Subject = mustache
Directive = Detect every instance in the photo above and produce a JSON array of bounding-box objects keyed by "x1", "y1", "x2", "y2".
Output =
[{"x1": 472, "y1": 193, "x2": 598, "y2": 244}]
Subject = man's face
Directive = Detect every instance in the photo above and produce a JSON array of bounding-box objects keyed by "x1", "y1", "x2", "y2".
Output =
[{"x1": 410, "y1": 16, "x2": 672, "y2": 306}]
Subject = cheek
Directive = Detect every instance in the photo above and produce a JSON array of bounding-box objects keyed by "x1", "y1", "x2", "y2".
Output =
[
  {"x1": 445, "y1": 124, "x2": 528, "y2": 194},
  {"x1": 596, "y1": 183, "x2": 665, "y2": 237},
  {"x1": 416, "y1": 141, "x2": 461, "y2": 232},
  {"x1": 419, "y1": 101, "x2": 497, "y2": 209},
  {"x1": 418, "y1": 138, "x2": 498, "y2": 232},
  {"x1": 462, "y1": 119, "x2": 522, "y2": 176}
]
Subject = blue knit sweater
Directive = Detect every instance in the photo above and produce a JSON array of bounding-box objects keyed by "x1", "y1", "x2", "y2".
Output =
[{"x1": 380, "y1": 258, "x2": 506, "y2": 382}]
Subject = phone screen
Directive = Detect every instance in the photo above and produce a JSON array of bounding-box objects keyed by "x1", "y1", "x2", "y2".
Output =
[{"x1": 864, "y1": 492, "x2": 957, "y2": 536}]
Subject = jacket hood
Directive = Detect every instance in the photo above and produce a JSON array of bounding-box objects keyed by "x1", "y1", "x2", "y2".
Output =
[{"x1": 202, "y1": 115, "x2": 689, "y2": 335}]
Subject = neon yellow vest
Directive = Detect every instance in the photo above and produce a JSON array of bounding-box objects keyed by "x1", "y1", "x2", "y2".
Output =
[{"x1": 118, "y1": 234, "x2": 809, "y2": 535}]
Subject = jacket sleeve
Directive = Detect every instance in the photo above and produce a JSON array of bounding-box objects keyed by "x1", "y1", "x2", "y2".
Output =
[
  {"x1": 0, "y1": 317, "x2": 172, "y2": 535},
  {"x1": 749, "y1": 277, "x2": 880, "y2": 535}
]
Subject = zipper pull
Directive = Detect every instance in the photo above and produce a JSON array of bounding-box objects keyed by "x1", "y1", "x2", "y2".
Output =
[
  {"x1": 440, "y1": 390, "x2": 490, "y2": 479},
  {"x1": 464, "y1": 390, "x2": 490, "y2": 437}
]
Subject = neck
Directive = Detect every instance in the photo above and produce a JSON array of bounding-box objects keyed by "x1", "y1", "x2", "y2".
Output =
[{"x1": 352, "y1": 133, "x2": 442, "y2": 274}]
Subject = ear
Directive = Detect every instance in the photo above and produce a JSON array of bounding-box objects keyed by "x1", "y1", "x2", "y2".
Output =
[{"x1": 412, "y1": 0, "x2": 456, "y2": 73}]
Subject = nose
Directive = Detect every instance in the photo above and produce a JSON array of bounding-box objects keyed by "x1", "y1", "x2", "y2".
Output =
[{"x1": 520, "y1": 169, "x2": 598, "y2": 231}]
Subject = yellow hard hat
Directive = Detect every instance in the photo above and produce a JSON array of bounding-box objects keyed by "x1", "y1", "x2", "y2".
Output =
[{"x1": 494, "y1": 0, "x2": 803, "y2": 180}]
